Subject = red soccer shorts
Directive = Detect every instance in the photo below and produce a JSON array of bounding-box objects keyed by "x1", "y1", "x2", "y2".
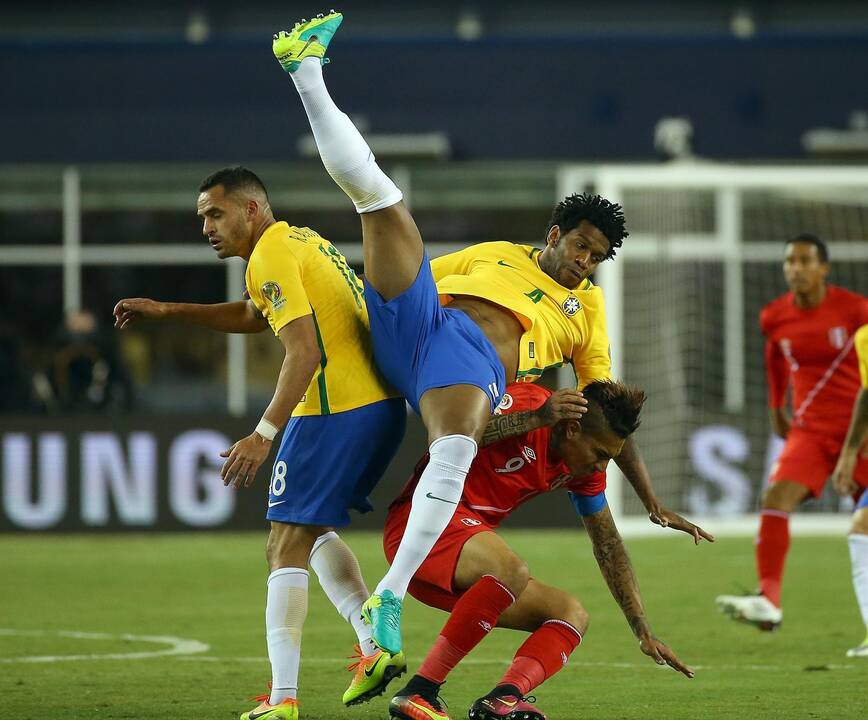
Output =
[
  {"x1": 383, "y1": 500, "x2": 493, "y2": 612},
  {"x1": 770, "y1": 427, "x2": 868, "y2": 498}
]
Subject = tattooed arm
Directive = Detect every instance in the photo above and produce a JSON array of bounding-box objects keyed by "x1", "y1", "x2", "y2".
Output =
[
  {"x1": 480, "y1": 388, "x2": 587, "y2": 447},
  {"x1": 582, "y1": 503, "x2": 694, "y2": 678}
]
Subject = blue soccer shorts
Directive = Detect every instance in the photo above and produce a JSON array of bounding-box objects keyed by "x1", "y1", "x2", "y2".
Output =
[
  {"x1": 265, "y1": 397, "x2": 406, "y2": 527},
  {"x1": 363, "y1": 251, "x2": 506, "y2": 414}
]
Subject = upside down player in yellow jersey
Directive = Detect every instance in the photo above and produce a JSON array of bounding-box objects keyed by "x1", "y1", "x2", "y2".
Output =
[
  {"x1": 113, "y1": 167, "x2": 408, "y2": 720},
  {"x1": 832, "y1": 324, "x2": 868, "y2": 658},
  {"x1": 274, "y1": 15, "x2": 712, "y2": 718}
]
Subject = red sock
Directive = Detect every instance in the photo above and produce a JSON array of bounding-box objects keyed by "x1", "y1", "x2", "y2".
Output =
[
  {"x1": 417, "y1": 575, "x2": 515, "y2": 684},
  {"x1": 498, "y1": 620, "x2": 583, "y2": 695},
  {"x1": 756, "y1": 510, "x2": 790, "y2": 607}
]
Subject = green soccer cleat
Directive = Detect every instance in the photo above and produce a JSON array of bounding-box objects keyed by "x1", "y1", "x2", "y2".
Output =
[
  {"x1": 272, "y1": 10, "x2": 343, "y2": 74},
  {"x1": 240, "y1": 691, "x2": 298, "y2": 720},
  {"x1": 342, "y1": 643, "x2": 407, "y2": 706},
  {"x1": 361, "y1": 589, "x2": 403, "y2": 654}
]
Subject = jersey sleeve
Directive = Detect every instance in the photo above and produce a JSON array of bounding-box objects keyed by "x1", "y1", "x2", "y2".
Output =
[
  {"x1": 568, "y1": 489, "x2": 607, "y2": 516},
  {"x1": 245, "y1": 243, "x2": 312, "y2": 336},
  {"x1": 494, "y1": 383, "x2": 551, "y2": 415},
  {"x1": 566, "y1": 470, "x2": 607, "y2": 496},
  {"x1": 567, "y1": 471, "x2": 608, "y2": 516},
  {"x1": 572, "y1": 287, "x2": 613, "y2": 387},
  {"x1": 855, "y1": 325, "x2": 868, "y2": 389},
  {"x1": 430, "y1": 245, "x2": 477, "y2": 283},
  {"x1": 764, "y1": 338, "x2": 790, "y2": 408}
]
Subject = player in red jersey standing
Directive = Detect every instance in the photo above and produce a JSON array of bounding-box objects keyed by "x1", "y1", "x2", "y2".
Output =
[
  {"x1": 384, "y1": 382, "x2": 710, "y2": 720},
  {"x1": 717, "y1": 234, "x2": 868, "y2": 630}
]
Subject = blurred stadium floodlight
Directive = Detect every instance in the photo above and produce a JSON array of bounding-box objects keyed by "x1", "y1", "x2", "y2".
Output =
[
  {"x1": 802, "y1": 110, "x2": 868, "y2": 157},
  {"x1": 298, "y1": 129, "x2": 451, "y2": 162}
]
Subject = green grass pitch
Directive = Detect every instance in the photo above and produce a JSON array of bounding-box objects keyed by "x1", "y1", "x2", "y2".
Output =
[{"x1": 1, "y1": 530, "x2": 866, "y2": 719}]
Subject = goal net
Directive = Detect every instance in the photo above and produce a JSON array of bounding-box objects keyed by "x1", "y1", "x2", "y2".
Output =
[{"x1": 558, "y1": 164, "x2": 868, "y2": 523}]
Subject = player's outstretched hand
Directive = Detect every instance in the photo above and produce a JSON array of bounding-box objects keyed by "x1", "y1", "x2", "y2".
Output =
[
  {"x1": 113, "y1": 298, "x2": 168, "y2": 330},
  {"x1": 220, "y1": 432, "x2": 273, "y2": 489},
  {"x1": 831, "y1": 455, "x2": 859, "y2": 497},
  {"x1": 639, "y1": 634, "x2": 694, "y2": 678},
  {"x1": 537, "y1": 389, "x2": 588, "y2": 426},
  {"x1": 649, "y1": 506, "x2": 715, "y2": 544}
]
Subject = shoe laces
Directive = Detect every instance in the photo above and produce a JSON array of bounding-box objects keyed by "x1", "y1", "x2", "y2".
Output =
[
  {"x1": 345, "y1": 643, "x2": 380, "y2": 674},
  {"x1": 249, "y1": 682, "x2": 273, "y2": 703},
  {"x1": 381, "y1": 595, "x2": 402, "y2": 632},
  {"x1": 428, "y1": 692, "x2": 449, "y2": 712}
]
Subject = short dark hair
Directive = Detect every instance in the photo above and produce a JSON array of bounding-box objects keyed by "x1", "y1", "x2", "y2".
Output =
[
  {"x1": 546, "y1": 193, "x2": 628, "y2": 261},
  {"x1": 786, "y1": 233, "x2": 829, "y2": 263},
  {"x1": 199, "y1": 166, "x2": 269, "y2": 199},
  {"x1": 582, "y1": 380, "x2": 646, "y2": 439}
]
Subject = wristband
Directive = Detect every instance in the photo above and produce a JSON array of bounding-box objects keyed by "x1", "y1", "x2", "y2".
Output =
[{"x1": 255, "y1": 418, "x2": 279, "y2": 441}]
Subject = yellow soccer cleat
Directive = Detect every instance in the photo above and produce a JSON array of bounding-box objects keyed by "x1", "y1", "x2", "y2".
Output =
[
  {"x1": 342, "y1": 643, "x2": 407, "y2": 706},
  {"x1": 272, "y1": 11, "x2": 343, "y2": 74},
  {"x1": 240, "y1": 689, "x2": 298, "y2": 720}
]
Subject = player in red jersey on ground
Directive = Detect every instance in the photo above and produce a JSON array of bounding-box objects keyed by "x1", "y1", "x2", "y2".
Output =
[
  {"x1": 717, "y1": 234, "x2": 868, "y2": 631},
  {"x1": 384, "y1": 382, "x2": 710, "y2": 720}
]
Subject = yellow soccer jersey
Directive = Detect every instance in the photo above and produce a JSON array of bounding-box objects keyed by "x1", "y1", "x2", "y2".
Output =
[
  {"x1": 856, "y1": 325, "x2": 868, "y2": 388},
  {"x1": 431, "y1": 241, "x2": 612, "y2": 387},
  {"x1": 245, "y1": 221, "x2": 396, "y2": 417}
]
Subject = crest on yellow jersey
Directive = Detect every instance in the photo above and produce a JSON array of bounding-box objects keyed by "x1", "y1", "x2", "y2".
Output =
[
  {"x1": 262, "y1": 281, "x2": 285, "y2": 310},
  {"x1": 562, "y1": 294, "x2": 581, "y2": 316}
]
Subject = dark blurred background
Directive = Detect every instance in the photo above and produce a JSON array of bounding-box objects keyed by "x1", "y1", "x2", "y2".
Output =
[{"x1": 2, "y1": 1, "x2": 867, "y2": 531}]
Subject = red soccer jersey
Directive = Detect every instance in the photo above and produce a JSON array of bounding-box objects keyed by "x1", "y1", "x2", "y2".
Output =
[
  {"x1": 391, "y1": 383, "x2": 606, "y2": 527},
  {"x1": 760, "y1": 285, "x2": 868, "y2": 435}
]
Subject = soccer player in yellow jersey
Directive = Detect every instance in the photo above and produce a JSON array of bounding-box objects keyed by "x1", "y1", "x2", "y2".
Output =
[
  {"x1": 832, "y1": 324, "x2": 868, "y2": 658},
  {"x1": 114, "y1": 167, "x2": 408, "y2": 720},
  {"x1": 274, "y1": 11, "x2": 710, "y2": 678}
]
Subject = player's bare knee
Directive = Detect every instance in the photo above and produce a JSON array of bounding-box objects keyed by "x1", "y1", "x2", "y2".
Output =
[
  {"x1": 266, "y1": 523, "x2": 319, "y2": 570},
  {"x1": 556, "y1": 595, "x2": 590, "y2": 635},
  {"x1": 488, "y1": 556, "x2": 530, "y2": 598},
  {"x1": 761, "y1": 481, "x2": 805, "y2": 512}
]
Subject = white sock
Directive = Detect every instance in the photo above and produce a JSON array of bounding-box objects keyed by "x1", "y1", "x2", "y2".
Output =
[
  {"x1": 265, "y1": 567, "x2": 309, "y2": 704},
  {"x1": 849, "y1": 534, "x2": 868, "y2": 630},
  {"x1": 290, "y1": 57, "x2": 403, "y2": 214},
  {"x1": 375, "y1": 434, "x2": 477, "y2": 598},
  {"x1": 309, "y1": 531, "x2": 378, "y2": 656}
]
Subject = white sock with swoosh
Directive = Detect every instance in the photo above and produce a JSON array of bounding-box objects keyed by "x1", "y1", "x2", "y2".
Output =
[
  {"x1": 266, "y1": 567, "x2": 308, "y2": 704},
  {"x1": 375, "y1": 434, "x2": 477, "y2": 598},
  {"x1": 291, "y1": 57, "x2": 403, "y2": 214}
]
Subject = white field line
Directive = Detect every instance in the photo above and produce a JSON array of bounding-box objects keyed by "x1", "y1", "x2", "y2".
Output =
[
  {"x1": 0, "y1": 628, "x2": 209, "y2": 663},
  {"x1": 173, "y1": 655, "x2": 860, "y2": 672}
]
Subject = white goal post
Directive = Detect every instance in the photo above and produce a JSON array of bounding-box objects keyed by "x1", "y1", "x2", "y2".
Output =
[{"x1": 557, "y1": 163, "x2": 868, "y2": 535}]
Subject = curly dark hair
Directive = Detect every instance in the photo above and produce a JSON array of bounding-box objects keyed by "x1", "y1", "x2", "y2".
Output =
[
  {"x1": 199, "y1": 166, "x2": 269, "y2": 199},
  {"x1": 582, "y1": 380, "x2": 646, "y2": 438},
  {"x1": 546, "y1": 193, "x2": 628, "y2": 261}
]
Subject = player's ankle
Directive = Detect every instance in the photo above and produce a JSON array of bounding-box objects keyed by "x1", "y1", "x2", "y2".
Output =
[
  {"x1": 488, "y1": 683, "x2": 522, "y2": 699},
  {"x1": 401, "y1": 673, "x2": 442, "y2": 700}
]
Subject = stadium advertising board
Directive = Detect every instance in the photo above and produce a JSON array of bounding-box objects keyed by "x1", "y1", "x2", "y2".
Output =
[
  {"x1": 0, "y1": 414, "x2": 428, "y2": 532},
  {"x1": 0, "y1": 416, "x2": 261, "y2": 531},
  {"x1": 1, "y1": 415, "x2": 796, "y2": 532}
]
